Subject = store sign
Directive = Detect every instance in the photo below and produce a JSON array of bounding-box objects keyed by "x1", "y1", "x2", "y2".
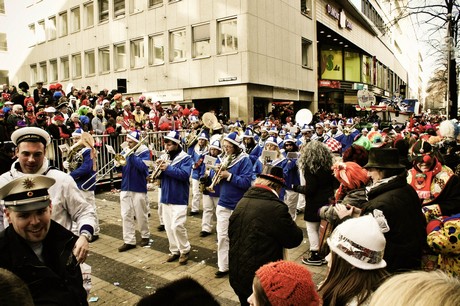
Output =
[
  {"x1": 319, "y1": 80, "x2": 341, "y2": 88},
  {"x1": 357, "y1": 89, "x2": 375, "y2": 108},
  {"x1": 143, "y1": 89, "x2": 183, "y2": 102},
  {"x1": 326, "y1": 4, "x2": 353, "y2": 30},
  {"x1": 218, "y1": 77, "x2": 237, "y2": 82}
]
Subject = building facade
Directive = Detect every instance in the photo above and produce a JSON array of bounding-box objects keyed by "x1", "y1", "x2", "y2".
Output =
[{"x1": 3, "y1": 0, "x2": 420, "y2": 122}]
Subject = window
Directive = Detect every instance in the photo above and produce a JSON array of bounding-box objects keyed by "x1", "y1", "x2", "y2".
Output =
[
  {"x1": 72, "y1": 53, "x2": 82, "y2": 78},
  {"x1": 320, "y1": 48, "x2": 343, "y2": 80},
  {"x1": 192, "y1": 23, "x2": 210, "y2": 58},
  {"x1": 37, "y1": 20, "x2": 46, "y2": 43},
  {"x1": 0, "y1": 1, "x2": 5, "y2": 14},
  {"x1": 114, "y1": 0, "x2": 125, "y2": 18},
  {"x1": 300, "y1": 0, "x2": 312, "y2": 17},
  {"x1": 85, "y1": 50, "x2": 96, "y2": 76},
  {"x1": 47, "y1": 16, "x2": 57, "y2": 40},
  {"x1": 49, "y1": 59, "x2": 58, "y2": 82},
  {"x1": 170, "y1": 29, "x2": 186, "y2": 62},
  {"x1": 84, "y1": 2, "x2": 94, "y2": 28},
  {"x1": 99, "y1": 0, "x2": 109, "y2": 23},
  {"x1": 114, "y1": 43, "x2": 127, "y2": 71},
  {"x1": 218, "y1": 18, "x2": 238, "y2": 54},
  {"x1": 99, "y1": 47, "x2": 110, "y2": 73},
  {"x1": 130, "y1": 38, "x2": 145, "y2": 68},
  {"x1": 61, "y1": 56, "x2": 70, "y2": 80},
  {"x1": 130, "y1": 0, "x2": 143, "y2": 13},
  {"x1": 149, "y1": 0, "x2": 162, "y2": 7},
  {"x1": 70, "y1": 6, "x2": 81, "y2": 32},
  {"x1": 344, "y1": 51, "x2": 360, "y2": 82},
  {"x1": 362, "y1": 55, "x2": 372, "y2": 84},
  {"x1": 148, "y1": 34, "x2": 164, "y2": 65},
  {"x1": 59, "y1": 11, "x2": 68, "y2": 36},
  {"x1": 39, "y1": 62, "x2": 47, "y2": 83},
  {"x1": 30, "y1": 65, "x2": 38, "y2": 84},
  {"x1": 301, "y1": 38, "x2": 312, "y2": 68},
  {"x1": 0, "y1": 33, "x2": 7, "y2": 51},
  {"x1": 29, "y1": 24, "x2": 36, "y2": 46}
]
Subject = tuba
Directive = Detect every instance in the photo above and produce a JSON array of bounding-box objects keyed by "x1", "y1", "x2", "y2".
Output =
[{"x1": 66, "y1": 144, "x2": 85, "y2": 173}]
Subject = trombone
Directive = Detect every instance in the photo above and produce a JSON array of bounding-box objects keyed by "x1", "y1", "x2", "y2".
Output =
[
  {"x1": 81, "y1": 136, "x2": 148, "y2": 191},
  {"x1": 149, "y1": 151, "x2": 170, "y2": 182}
]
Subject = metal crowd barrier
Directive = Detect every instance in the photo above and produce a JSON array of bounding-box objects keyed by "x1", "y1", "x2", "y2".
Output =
[{"x1": 48, "y1": 131, "x2": 186, "y2": 190}]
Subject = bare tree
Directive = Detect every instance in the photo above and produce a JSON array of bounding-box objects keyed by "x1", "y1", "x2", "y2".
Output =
[{"x1": 385, "y1": 0, "x2": 460, "y2": 118}]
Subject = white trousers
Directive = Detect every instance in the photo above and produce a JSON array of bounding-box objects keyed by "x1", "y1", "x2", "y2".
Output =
[
  {"x1": 82, "y1": 190, "x2": 100, "y2": 235},
  {"x1": 284, "y1": 190, "x2": 299, "y2": 220},
  {"x1": 120, "y1": 191, "x2": 150, "y2": 245},
  {"x1": 190, "y1": 178, "x2": 202, "y2": 212},
  {"x1": 296, "y1": 173, "x2": 306, "y2": 211},
  {"x1": 157, "y1": 187, "x2": 163, "y2": 225},
  {"x1": 201, "y1": 195, "x2": 218, "y2": 232},
  {"x1": 305, "y1": 221, "x2": 320, "y2": 251},
  {"x1": 162, "y1": 204, "x2": 191, "y2": 255},
  {"x1": 216, "y1": 205, "x2": 233, "y2": 272}
]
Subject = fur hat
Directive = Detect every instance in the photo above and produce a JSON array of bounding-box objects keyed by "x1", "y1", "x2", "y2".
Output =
[
  {"x1": 364, "y1": 148, "x2": 405, "y2": 169},
  {"x1": 256, "y1": 260, "x2": 320, "y2": 306},
  {"x1": 342, "y1": 144, "x2": 369, "y2": 167},
  {"x1": 327, "y1": 214, "x2": 387, "y2": 270}
]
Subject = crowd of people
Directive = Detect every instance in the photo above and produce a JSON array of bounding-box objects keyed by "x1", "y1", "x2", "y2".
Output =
[{"x1": 1, "y1": 80, "x2": 460, "y2": 305}]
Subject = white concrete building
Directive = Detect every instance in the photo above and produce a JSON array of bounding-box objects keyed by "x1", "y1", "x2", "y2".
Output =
[{"x1": 2, "y1": 0, "x2": 421, "y2": 121}]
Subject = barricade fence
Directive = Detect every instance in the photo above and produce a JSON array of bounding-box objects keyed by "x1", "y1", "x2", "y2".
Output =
[{"x1": 48, "y1": 131, "x2": 187, "y2": 190}]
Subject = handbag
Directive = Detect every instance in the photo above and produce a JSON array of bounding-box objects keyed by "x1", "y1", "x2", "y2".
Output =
[{"x1": 318, "y1": 219, "x2": 333, "y2": 258}]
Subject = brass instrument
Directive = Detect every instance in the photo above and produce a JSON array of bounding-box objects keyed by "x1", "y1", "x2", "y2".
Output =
[
  {"x1": 343, "y1": 123, "x2": 357, "y2": 136},
  {"x1": 206, "y1": 154, "x2": 234, "y2": 193},
  {"x1": 66, "y1": 144, "x2": 85, "y2": 173},
  {"x1": 81, "y1": 136, "x2": 148, "y2": 191},
  {"x1": 185, "y1": 112, "x2": 219, "y2": 149},
  {"x1": 149, "y1": 152, "x2": 170, "y2": 182}
]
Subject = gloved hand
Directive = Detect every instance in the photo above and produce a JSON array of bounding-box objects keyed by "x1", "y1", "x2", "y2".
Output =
[
  {"x1": 334, "y1": 203, "x2": 354, "y2": 220},
  {"x1": 63, "y1": 161, "x2": 70, "y2": 170}
]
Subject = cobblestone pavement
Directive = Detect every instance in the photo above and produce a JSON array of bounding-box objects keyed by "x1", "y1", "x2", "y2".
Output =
[{"x1": 86, "y1": 188, "x2": 327, "y2": 305}]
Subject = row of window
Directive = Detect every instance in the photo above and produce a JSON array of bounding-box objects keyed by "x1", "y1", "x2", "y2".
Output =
[
  {"x1": 28, "y1": 18, "x2": 238, "y2": 84},
  {"x1": 320, "y1": 47, "x2": 404, "y2": 93}
]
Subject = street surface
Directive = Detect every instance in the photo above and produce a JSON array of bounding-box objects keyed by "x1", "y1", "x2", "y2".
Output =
[{"x1": 86, "y1": 188, "x2": 327, "y2": 305}]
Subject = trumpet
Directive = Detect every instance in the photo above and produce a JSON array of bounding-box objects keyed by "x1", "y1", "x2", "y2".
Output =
[
  {"x1": 81, "y1": 136, "x2": 148, "y2": 191},
  {"x1": 149, "y1": 152, "x2": 170, "y2": 182},
  {"x1": 206, "y1": 154, "x2": 234, "y2": 193}
]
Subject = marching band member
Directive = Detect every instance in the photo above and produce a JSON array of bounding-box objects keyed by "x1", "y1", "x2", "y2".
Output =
[
  {"x1": 252, "y1": 136, "x2": 287, "y2": 201},
  {"x1": 189, "y1": 132, "x2": 209, "y2": 216},
  {"x1": 117, "y1": 131, "x2": 151, "y2": 252},
  {"x1": 158, "y1": 131, "x2": 193, "y2": 265},
  {"x1": 282, "y1": 134, "x2": 301, "y2": 220},
  {"x1": 63, "y1": 128, "x2": 100, "y2": 241},
  {"x1": 242, "y1": 128, "x2": 261, "y2": 165},
  {"x1": 199, "y1": 140, "x2": 223, "y2": 237},
  {"x1": 208, "y1": 132, "x2": 253, "y2": 278}
]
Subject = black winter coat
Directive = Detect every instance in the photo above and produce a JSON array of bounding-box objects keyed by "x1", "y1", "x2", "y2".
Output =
[
  {"x1": 0, "y1": 220, "x2": 88, "y2": 305},
  {"x1": 294, "y1": 168, "x2": 338, "y2": 222},
  {"x1": 362, "y1": 175, "x2": 426, "y2": 273},
  {"x1": 229, "y1": 186, "x2": 303, "y2": 300}
]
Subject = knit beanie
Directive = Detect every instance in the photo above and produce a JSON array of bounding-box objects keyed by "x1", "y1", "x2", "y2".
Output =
[{"x1": 256, "y1": 261, "x2": 320, "y2": 306}]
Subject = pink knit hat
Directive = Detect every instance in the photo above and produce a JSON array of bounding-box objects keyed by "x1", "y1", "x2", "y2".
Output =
[{"x1": 256, "y1": 261, "x2": 320, "y2": 306}]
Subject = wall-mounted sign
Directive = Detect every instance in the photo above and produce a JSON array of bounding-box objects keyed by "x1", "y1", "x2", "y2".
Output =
[
  {"x1": 318, "y1": 80, "x2": 341, "y2": 88},
  {"x1": 143, "y1": 89, "x2": 183, "y2": 102},
  {"x1": 326, "y1": 4, "x2": 353, "y2": 31},
  {"x1": 218, "y1": 77, "x2": 237, "y2": 82}
]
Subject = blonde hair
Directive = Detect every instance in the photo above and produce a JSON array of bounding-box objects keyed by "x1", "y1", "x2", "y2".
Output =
[{"x1": 370, "y1": 270, "x2": 460, "y2": 306}]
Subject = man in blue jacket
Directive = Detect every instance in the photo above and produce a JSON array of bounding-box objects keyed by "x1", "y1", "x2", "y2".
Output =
[
  {"x1": 118, "y1": 131, "x2": 151, "y2": 252},
  {"x1": 157, "y1": 130, "x2": 193, "y2": 264}
]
